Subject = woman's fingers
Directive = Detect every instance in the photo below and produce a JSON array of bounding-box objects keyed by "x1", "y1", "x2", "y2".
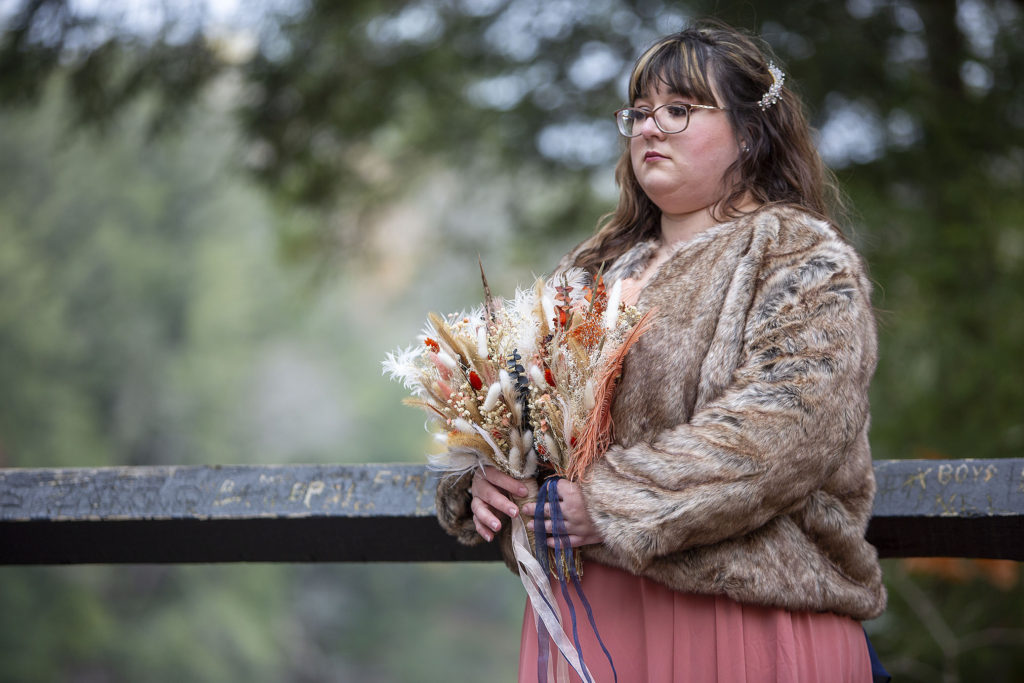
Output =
[
  {"x1": 470, "y1": 471, "x2": 603, "y2": 545},
  {"x1": 527, "y1": 518, "x2": 587, "y2": 536},
  {"x1": 522, "y1": 479, "x2": 581, "y2": 519},
  {"x1": 524, "y1": 479, "x2": 603, "y2": 546},
  {"x1": 546, "y1": 535, "x2": 587, "y2": 548},
  {"x1": 473, "y1": 509, "x2": 496, "y2": 542},
  {"x1": 525, "y1": 520, "x2": 596, "y2": 548},
  {"x1": 469, "y1": 466, "x2": 526, "y2": 542},
  {"x1": 481, "y1": 466, "x2": 530, "y2": 498},
  {"x1": 469, "y1": 489, "x2": 509, "y2": 542},
  {"x1": 471, "y1": 470, "x2": 521, "y2": 518},
  {"x1": 470, "y1": 495, "x2": 499, "y2": 540}
]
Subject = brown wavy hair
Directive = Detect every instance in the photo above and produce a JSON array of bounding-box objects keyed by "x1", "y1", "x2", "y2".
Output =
[{"x1": 573, "y1": 21, "x2": 844, "y2": 274}]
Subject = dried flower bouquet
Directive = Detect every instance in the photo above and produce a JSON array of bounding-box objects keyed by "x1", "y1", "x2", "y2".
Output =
[{"x1": 384, "y1": 263, "x2": 653, "y2": 567}]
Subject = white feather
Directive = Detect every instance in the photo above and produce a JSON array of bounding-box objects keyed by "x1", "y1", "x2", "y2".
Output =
[
  {"x1": 604, "y1": 279, "x2": 622, "y2": 330},
  {"x1": 556, "y1": 267, "x2": 591, "y2": 304},
  {"x1": 515, "y1": 328, "x2": 539, "y2": 360},
  {"x1": 511, "y1": 286, "x2": 538, "y2": 321},
  {"x1": 381, "y1": 346, "x2": 425, "y2": 394},
  {"x1": 508, "y1": 288, "x2": 540, "y2": 358},
  {"x1": 541, "y1": 291, "x2": 555, "y2": 328},
  {"x1": 427, "y1": 449, "x2": 480, "y2": 476},
  {"x1": 476, "y1": 325, "x2": 488, "y2": 357}
]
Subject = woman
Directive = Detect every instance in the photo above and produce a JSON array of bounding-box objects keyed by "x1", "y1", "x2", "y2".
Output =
[{"x1": 436, "y1": 22, "x2": 886, "y2": 682}]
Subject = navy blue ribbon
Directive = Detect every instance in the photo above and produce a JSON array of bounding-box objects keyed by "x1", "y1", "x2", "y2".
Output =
[
  {"x1": 863, "y1": 628, "x2": 891, "y2": 683},
  {"x1": 534, "y1": 477, "x2": 617, "y2": 683}
]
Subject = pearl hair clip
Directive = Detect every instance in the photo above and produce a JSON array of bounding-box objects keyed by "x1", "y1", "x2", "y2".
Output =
[{"x1": 758, "y1": 62, "x2": 785, "y2": 110}]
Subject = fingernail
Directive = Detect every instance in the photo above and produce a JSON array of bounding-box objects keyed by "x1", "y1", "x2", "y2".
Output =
[
  {"x1": 508, "y1": 507, "x2": 518, "y2": 517},
  {"x1": 519, "y1": 486, "x2": 528, "y2": 496},
  {"x1": 491, "y1": 520, "x2": 500, "y2": 531},
  {"x1": 484, "y1": 532, "x2": 493, "y2": 542}
]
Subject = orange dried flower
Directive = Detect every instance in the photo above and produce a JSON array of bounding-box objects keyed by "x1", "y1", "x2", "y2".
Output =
[
  {"x1": 468, "y1": 370, "x2": 483, "y2": 391},
  {"x1": 570, "y1": 315, "x2": 603, "y2": 350},
  {"x1": 424, "y1": 338, "x2": 440, "y2": 353}
]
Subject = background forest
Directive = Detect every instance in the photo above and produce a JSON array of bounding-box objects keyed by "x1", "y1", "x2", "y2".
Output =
[{"x1": 1, "y1": 0, "x2": 1022, "y2": 681}]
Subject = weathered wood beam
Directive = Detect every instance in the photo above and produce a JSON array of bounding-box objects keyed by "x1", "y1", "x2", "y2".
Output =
[
  {"x1": 0, "y1": 459, "x2": 1021, "y2": 565},
  {"x1": 869, "y1": 459, "x2": 1023, "y2": 561}
]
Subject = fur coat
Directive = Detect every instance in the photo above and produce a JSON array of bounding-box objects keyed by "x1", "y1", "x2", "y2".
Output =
[{"x1": 435, "y1": 204, "x2": 887, "y2": 622}]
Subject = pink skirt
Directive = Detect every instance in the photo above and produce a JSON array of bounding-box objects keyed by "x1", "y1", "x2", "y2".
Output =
[{"x1": 519, "y1": 562, "x2": 872, "y2": 683}]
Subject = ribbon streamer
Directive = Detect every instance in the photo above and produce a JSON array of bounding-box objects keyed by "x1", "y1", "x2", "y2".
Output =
[
  {"x1": 532, "y1": 477, "x2": 618, "y2": 683},
  {"x1": 512, "y1": 515, "x2": 592, "y2": 682}
]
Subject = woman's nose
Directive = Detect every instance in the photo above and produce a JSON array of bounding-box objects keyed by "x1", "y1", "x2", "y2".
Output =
[{"x1": 639, "y1": 114, "x2": 665, "y2": 138}]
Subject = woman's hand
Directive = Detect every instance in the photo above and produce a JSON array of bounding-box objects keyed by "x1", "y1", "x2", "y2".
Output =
[
  {"x1": 522, "y1": 479, "x2": 604, "y2": 548},
  {"x1": 470, "y1": 465, "x2": 528, "y2": 542}
]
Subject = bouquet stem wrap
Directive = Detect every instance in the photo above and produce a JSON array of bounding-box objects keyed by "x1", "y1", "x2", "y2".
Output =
[
  {"x1": 511, "y1": 476, "x2": 541, "y2": 564},
  {"x1": 512, "y1": 476, "x2": 583, "y2": 580}
]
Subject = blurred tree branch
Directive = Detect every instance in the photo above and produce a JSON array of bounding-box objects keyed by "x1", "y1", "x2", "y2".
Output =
[
  {"x1": 1, "y1": 0, "x2": 223, "y2": 134},
  {"x1": 3, "y1": 1, "x2": 1022, "y2": 220},
  {"x1": 3, "y1": 0, "x2": 1023, "y2": 456}
]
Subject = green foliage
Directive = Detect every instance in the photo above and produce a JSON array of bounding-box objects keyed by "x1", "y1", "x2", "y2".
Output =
[
  {"x1": 875, "y1": 560, "x2": 1024, "y2": 682},
  {"x1": 0, "y1": 0, "x2": 223, "y2": 134},
  {"x1": 0, "y1": 56, "x2": 536, "y2": 683},
  {"x1": 1, "y1": 0, "x2": 1024, "y2": 681}
]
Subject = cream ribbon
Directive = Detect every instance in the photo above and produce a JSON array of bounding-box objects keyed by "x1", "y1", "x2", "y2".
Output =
[{"x1": 511, "y1": 515, "x2": 594, "y2": 683}]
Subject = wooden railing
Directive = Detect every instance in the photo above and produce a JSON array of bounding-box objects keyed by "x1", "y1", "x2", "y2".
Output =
[{"x1": 1, "y1": 459, "x2": 1022, "y2": 564}]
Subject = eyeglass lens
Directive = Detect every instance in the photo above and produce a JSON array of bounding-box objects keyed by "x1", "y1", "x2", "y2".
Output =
[{"x1": 617, "y1": 104, "x2": 691, "y2": 137}]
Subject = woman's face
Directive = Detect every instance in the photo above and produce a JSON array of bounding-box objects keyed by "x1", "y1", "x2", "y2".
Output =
[{"x1": 629, "y1": 81, "x2": 740, "y2": 219}]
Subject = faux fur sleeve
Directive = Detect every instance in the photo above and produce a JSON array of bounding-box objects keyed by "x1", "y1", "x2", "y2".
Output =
[
  {"x1": 434, "y1": 472, "x2": 481, "y2": 546},
  {"x1": 435, "y1": 471, "x2": 520, "y2": 571},
  {"x1": 582, "y1": 231, "x2": 878, "y2": 572}
]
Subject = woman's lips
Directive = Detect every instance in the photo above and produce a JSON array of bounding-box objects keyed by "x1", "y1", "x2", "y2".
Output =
[{"x1": 644, "y1": 150, "x2": 668, "y2": 161}]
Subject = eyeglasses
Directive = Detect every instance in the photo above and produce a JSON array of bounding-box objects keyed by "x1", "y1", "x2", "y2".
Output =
[{"x1": 614, "y1": 102, "x2": 727, "y2": 137}]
